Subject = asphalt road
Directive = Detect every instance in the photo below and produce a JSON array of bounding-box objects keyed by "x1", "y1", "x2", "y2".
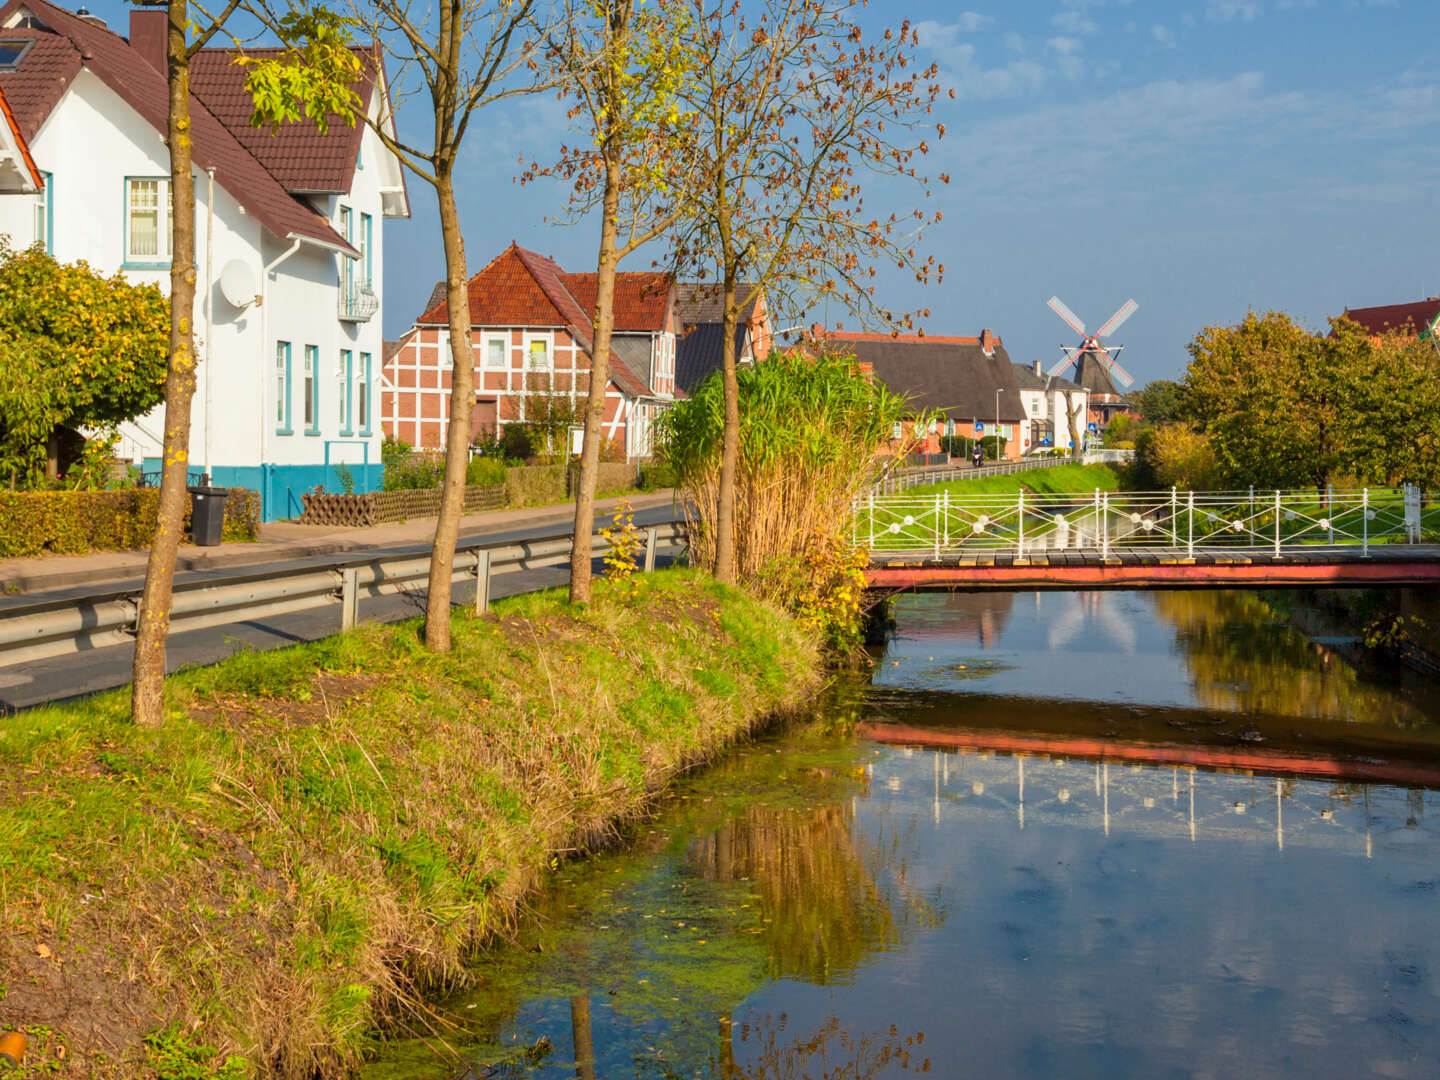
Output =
[{"x1": 0, "y1": 505, "x2": 684, "y2": 713}]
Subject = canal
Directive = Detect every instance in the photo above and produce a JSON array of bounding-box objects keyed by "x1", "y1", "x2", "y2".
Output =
[{"x1": 370, "y1": 590, "x2": 1440, "y2": 1080}]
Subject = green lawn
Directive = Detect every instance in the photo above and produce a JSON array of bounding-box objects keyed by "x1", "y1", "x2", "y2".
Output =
[{"x1": 908, "y1": 462, "x2": 1124, "y2": 497}]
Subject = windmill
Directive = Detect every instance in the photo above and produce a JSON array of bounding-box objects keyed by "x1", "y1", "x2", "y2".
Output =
[{"x1": 1046, "y1": 296, "x2": 1137, "y2": 397}]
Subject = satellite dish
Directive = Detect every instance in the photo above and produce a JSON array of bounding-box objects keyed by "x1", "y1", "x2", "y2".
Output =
[{"x1": 219, "y1": 259, "x2": 258, "y2": 308}]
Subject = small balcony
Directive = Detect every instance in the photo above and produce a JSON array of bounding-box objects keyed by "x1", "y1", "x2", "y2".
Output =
[{"x1": 338, "y1": 276, "x2": 379, "y2": 322}]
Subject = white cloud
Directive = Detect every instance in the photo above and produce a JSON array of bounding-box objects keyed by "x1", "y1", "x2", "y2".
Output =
[
  {"x1": 1051, "y1": 10, "x2": 1099, "y2": 34},
  {"x1": 914, "y1": 14, "x2": 992, "y2": 49},
  {"x1": 1206, "y1": 0, "x2": 1263, "y2": 20},
  {"x1": 1152, "y1": 24, "x2": 1178, "y2": 47},
  {"x1": 1003, "y1": 31, "x2": 1027, "y2": 54}
]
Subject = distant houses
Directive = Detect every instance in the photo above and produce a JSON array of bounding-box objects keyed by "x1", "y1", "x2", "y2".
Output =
[
  {"x1": 823, "y1": 328, "x2": 1089, "y2": 459},
  {"x1": 0, "y1": 0, "x2": 410, "y2": 520},
  {"x1": 1340, "y1": 297, "x2": 1440, "y2": 340}
]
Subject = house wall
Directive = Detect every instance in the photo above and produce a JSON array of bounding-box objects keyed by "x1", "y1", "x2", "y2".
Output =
[
  {"x1": 382, "y1": 326, "x2": 639, "y2": 458},
  {"x1": 0, "y1": 72, "x2": 395, "y2": 520}
]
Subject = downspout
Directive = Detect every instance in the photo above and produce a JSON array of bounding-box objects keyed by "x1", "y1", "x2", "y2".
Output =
[
  {"x1": 257, "y1": 237, "x2": 304, "y2": 515},
  {"x1": 203, "y1": 167, "x2": 214, "y2": 479}
]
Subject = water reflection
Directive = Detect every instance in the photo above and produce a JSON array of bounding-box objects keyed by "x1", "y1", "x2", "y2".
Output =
[{"x1": 368, "y1": 591, "x2": 1440, "y2": 1080}]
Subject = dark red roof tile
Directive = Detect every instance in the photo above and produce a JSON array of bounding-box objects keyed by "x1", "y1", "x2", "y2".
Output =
[
  {"x1": 564, "y1": 271, "x2": 673, "y2": 332},
  {"x1": 190, "y1": 46, "x2": 373, "y2": 194},
  {"x1": 1341, "y1": 298, "x2": 1440, "y2": 337}
]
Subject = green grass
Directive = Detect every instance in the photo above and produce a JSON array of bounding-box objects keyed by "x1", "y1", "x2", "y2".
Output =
[
  {"x1": 909, "y1": 462, "x2": 1124, "y2": 497},
  {"x1": 0, "y1": 570, "x2": 821, "y2": 1080}
]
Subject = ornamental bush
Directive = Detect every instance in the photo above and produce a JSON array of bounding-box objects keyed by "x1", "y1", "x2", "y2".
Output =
[{"x1": 0, "y1": 488, "x2": 259, "y2": 558}]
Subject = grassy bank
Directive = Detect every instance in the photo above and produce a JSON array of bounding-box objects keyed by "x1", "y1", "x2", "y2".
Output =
[
  {"x1": 910, "y1": 462, "x2": 1124, "y2": 497},
  {"x1": 0, "y1": 570, "x2": 821, "y2": 1080}
]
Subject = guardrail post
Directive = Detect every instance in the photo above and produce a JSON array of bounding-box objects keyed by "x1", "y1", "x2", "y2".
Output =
[
  {"x1": 868, "y1": 491, "x2": 875, "y2": 550},
  {"x1": 340, "y1": 567, "x2": 359, "y2": 631},
  {"x1": 644, "y1": 526, "x2": 658, "y2": 572},
  {"x1": 1187, "y1": 490, "x2": 1194, "y2": 559},
  {"x1": 1273, "y1": 490, "x2": 1282, "y2": 558},
  {"x1": 473, "y1": 549, "x2": 492, "y2": 614},
  {"x1": 1362, "y1": 488, "x2": 1369, "y2": 556},
  {"x1": 1327, "y1": 483, "x2": 1334, "y2": 545}
]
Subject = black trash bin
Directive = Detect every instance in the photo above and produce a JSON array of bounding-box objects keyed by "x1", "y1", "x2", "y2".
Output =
[{"x1": 187, "y1": 485, "x2": 230, "y2": 546}]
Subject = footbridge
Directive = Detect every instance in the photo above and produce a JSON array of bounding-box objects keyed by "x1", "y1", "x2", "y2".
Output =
[{"x1": 858, "y1": 486, "x2": 1440, "y2": 590}]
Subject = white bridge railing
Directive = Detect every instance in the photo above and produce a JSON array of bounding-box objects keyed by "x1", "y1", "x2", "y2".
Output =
[
  {"x1": 872, "y1": 448, "x2": 1135, "y2": 496},
  {"x1": 856, "y1": 486, "x2": 1431, "y2": 559}
]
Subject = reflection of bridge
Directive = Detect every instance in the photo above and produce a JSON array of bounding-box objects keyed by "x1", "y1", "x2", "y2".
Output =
[
  {"x1": 858, "y1": 487, "x2": 1440, "y2": 590},
  {"x1": 860, "y1": 723, "x2": 1435, "y2": 856}
]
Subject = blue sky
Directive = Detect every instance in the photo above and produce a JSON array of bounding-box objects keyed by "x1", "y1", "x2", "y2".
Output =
[{"x1": 83, "y1": 0, "x2": 1439, "y2": 384}]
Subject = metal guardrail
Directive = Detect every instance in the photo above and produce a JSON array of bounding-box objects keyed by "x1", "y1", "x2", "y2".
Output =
[
  {"x1": 0, "y1": 519, "x2": 687, "y2": 669},
  {"x1": 871, "y1": 449, "x2": 1133, "y2": 496},
  {"x1": 856, "y1": 486, "x2": 1429, "y2": 558}
]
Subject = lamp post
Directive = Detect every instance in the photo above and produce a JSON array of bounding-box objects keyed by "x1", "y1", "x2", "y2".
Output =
[{"x1": 994, "y1": 389, "x2": 1003, "y2": 461}]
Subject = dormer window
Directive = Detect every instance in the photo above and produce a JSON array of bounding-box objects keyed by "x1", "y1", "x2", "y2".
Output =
[{"x1": 0, "y1": 38, "x2": 33, "y2": 69}]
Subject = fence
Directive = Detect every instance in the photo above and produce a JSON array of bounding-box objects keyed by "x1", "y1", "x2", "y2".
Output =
[
  {"x1": 870, "y1": 449, "x2": 1134, "y2": 496},
  {"x1": 0, "y1": 518, "x2": 687, "y2": 669},
  {"x1": 857, "y1": 485, "x2": 1431, "y2": 558},
  {"x1": 299, "y1": 485, "x2": 506, "y2": 527}
]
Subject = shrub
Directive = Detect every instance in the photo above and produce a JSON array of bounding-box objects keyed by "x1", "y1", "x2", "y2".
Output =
[
  {"x1": 0, "y1": 487, "x2": 260, "y2": 556},
  {"x1": 383, "y1": 451, "x2": 445, "y2": 491},
  {"x1": 465, "y1": 456, "x2": 507, "y2": 487},
  {"x1": 1133, "y1": 423, "x2": 1222, "y2": 489},
  {"x1": 505, "y1": 464, "x2": 565, "y2": 507},
  {"x1": 637, "y1": 460, "x2": 677, "y2": 490}
]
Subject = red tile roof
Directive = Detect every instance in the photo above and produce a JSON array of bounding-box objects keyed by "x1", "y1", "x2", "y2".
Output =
[
  {"x1": 190, "y1": 46, "x2": 374, "y2": 194},
  {"x1": 565, "y1": 271, "x2": 673, "y2": 332},
  {"x1": 1340, "y1": 298, "x2": 1440, "y2": 337},
  {"x1": 416, "y1": 243, "x2": 661, "y2": 398},
  {"x1": 0, "y1": 80, "x2": 40, "y2": 188},
  {"x1": 0, "y1": 0, "x2": 353, "y2": 254}
]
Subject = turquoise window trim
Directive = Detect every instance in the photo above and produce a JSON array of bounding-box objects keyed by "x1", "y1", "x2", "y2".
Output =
[
  {"x1": 359, "y1": 351, "x2": 373, "y2": 436},
  {"x1": 275, "y1": 340, "x2": 293, "y2": 435},
  {"x1": 361, "y1": 212, "x2": 373, "y2": 287},
  {"x1": 339, "y1": 349, "x2": 354, "y2": 436},
  {"x1": 123, "y1": 174, "x2": 173, "y2": 266},
  {"x1": 304, "y1": 344, "x2": 321, "y2": 436}
]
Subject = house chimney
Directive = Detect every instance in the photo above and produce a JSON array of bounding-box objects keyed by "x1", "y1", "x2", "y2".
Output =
[
  {"x1": 809, "y1": 322, "x2": 824, "y2": 342},
  {"x1": 1033, "y1": 359, "x2": 1042, "y2": 376},
  {"x1": 129, "y1": 6, "x2": 166, "y2": 73},
  {"x1": 980, "y1": 328, "x2": 995, "y2": 357}
]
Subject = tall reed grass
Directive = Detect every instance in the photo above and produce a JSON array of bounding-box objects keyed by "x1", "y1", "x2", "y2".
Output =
[{"x1": 659, "y1": 349, "x2": 913, "y2": 620}]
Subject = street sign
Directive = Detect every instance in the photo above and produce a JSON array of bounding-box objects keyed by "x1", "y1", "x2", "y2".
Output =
[{"x1": 974, "y1": 421, "x2": 984, "y2": 433}]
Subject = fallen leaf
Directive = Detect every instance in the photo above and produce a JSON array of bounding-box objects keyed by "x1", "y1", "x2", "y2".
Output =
[{"x1": 35, "y1": 943, "x2": 52, "y2": 959}]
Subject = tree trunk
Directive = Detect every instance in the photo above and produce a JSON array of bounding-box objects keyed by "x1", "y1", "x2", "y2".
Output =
[
  {"x1": 423, "y1": 168, "x2": 474, "y2": 651},
  {"x1": 1067, "y1": 393, "x2": 1084, "y2": 462},
  {"x1": 45, "y1": 428, "x2": 59, "y2": 482},
  {"x1": 713, "y1": 271, "x2": 740, "y2": 584},
  {"x1": 568, "y1": 155, "x2": 621, "y2": 606},
  {"x1": 130, "y1": 0, "x2": 199, "y2": 727},
  {"x1": 569, "y1": 995, "x2": 597, "y2": 1080}
]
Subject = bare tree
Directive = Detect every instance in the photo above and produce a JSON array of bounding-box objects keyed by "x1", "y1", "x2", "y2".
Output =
[
  {"x1": 130, "y1": 0, "x2": 246, "y2": 727},
  {"x1": 668, "y1": 0, "x2": 945, "y2": 584},
  {"x1": 249, "y1": 0, "x2": 548, "y2": 650},
  {"x1": 536, "y1": 0, "x2": 697, "y2": 605}
]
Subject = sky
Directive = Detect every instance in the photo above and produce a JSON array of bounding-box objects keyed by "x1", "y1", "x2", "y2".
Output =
[{"x1": 83, "y1": 0, "x2": 1440, "y2": 384}]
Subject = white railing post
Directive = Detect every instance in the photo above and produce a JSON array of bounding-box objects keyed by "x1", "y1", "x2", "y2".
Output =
[
  {"x1": 1093, "y1": 488, "x2": 1100, "y2": 552},
  {"x1": 1327, "y1": 483, "x2": 1334, "y2": 545},
  {"x1": 1187, "y1": 490, "x2": 1194, "y2": 559},
  {"x1": 868, "y1": 491, "x2": 875, "y2": 550},
  {"x1": 1362, "y1": 488, "x2": 1369, "y2": 556},
  {"x1": 1018, "y1": 489, "x2": 1025, "y2": 556},
  {"x1": 1273, "y1": 490, "x2": 1282, "y2": 558},
  {"x1": 1170, "y1": 487, "x2": 1177, "y2": 546},
  {"x1": 473, "y1": 548, "x2": 492, "y2": 614},
  {"x1": 943, "y1": 490, "x2": 950, "y2": 549},
  {"x1": 340, "y1": 567, "x2": 359, "y2": 631},
  {"x1": 1405, "y1": 483, "x2": 1421, "y2": 543},
  {"x1": 1101, "y1": 491, "x2": 1110, "y2": 559},
  {"x1": 934, "y1": 493, "x2": 941, "y2": 559}
]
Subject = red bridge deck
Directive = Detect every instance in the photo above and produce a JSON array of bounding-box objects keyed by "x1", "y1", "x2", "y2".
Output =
[{"x1": 865, "y1": 544, "x2": 1440, "y2": 590}]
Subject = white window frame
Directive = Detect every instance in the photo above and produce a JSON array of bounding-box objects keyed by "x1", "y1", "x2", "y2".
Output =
[
  {"x1": 125, "y1": 177, "x2": 173, "y2": 262},
  {"x1": 483, "y1": 332, "x2": 509, "y2": 369},
  {"x1": 524, "y1": 331, "x2": 553, "y2": 370}
]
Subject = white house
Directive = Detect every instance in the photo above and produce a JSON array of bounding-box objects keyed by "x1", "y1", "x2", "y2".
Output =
[
  {"x1": 0, "y1": 0, "x2": 409, "y2": 519},
  {"x1": 1013, "y1": 361, "x2": 1088, "y2": 454}
]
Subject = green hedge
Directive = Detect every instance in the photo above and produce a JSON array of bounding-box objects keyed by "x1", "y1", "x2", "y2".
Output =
[
  {"x1": 505, "y1": 464, "x2": 566, "y2": 507},
  {"x1": 0, "y1": 487, "x2": 260, "y2": 557}
]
